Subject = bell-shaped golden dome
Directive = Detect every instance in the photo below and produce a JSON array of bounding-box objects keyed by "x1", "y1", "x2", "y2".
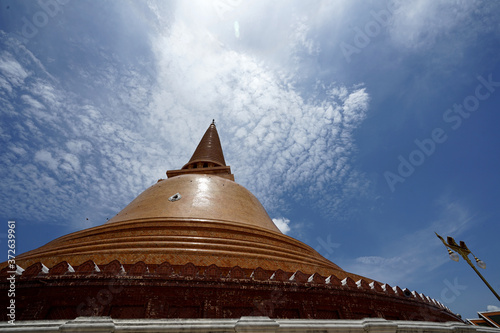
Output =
[{"x1": 15, "y1": 121, "x2": 349, "y2": 277}]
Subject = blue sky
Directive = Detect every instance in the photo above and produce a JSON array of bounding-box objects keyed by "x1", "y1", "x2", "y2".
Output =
[{"x1": 1, "y1": 0, "x2": 500, "y2": 320}]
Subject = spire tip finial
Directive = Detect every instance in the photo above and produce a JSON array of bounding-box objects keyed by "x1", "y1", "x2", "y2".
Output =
[{"x1": 212, "y1": 119, "x2": 215, "y2": 125}]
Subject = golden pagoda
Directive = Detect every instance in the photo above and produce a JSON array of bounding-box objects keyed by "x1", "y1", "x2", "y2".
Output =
[{"x1": 1, "y1": 122, "x2": 461, "y2": 322}]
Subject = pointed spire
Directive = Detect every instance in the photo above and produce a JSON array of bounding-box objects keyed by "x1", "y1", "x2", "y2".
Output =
[
  {"x1": 182, "y1": 120, "x2": 226, "y2": 169},
  {"x1": 166, "y1": 121, "x2": 234, "y2": 181}
]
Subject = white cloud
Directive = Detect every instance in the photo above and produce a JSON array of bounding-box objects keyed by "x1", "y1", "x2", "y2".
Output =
[
  {"x1": 487, "y1": 305, "x2": 500, "y2": 312},
  {"x1": 272, "y1": 217, "x2": 291, "y2": 234},
  {"x1": 356, "y1": 256, "x2": 406, "y2": 266},
  {"x1": 30, "y1": 80, "x2": 61, "y2": 108},
  {"x1": 0, "y1": 75, "x2": 12, "y2": 93},
  {"x1": 21, "y1": 94, "x2": 45, "y2": 109},
  {"x1": 0, "y1": 1, "x2": 371, "y2": 232},
  {"x1": 65, "y1": 140, "x2": 93, "y2": 154},
  {"x1": 34, "y1": 150, "x2": 59, "y2": 173},
  {"x1": 8, "y1": 145, "x2": 27, "y2": 156},
  {"x1": 0, "y1": 52, "x2": 29, "y2": 86},
  {"x1": 148, "y1": 10, "x2": 370, "y2": 218},
  {"x1": 61, "y1": 153, "x2": 81, "y2": 173},
  {"x1": 389, "y1": 0, "x2": 498, "y2": 50},
  {"x1": 0, "y1": 42, "x2": 161, "y2": 228}
]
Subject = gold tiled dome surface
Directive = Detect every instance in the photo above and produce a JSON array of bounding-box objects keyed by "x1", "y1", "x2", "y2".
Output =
[
  {"x1": 14, "y1": 174, "x2": 356, "y2": 279},
  {"x1": 107, "y1": 174, "x2": 279, "y2": 232}
]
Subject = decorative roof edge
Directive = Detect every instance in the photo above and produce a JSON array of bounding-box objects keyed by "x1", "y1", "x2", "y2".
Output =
[{"x1": 0, "y1": 260, "x2": 453, "y2": 314}]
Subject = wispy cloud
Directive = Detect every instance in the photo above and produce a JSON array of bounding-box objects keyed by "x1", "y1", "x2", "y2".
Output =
[
  {"x1": 1, "y1": 1, "x2": 370, "y2": 232},
  {"x1": 342, "y1": 195, "x2": 474, "y2": 286},
  {"x1": 0, "y1": 32, "x2": 162, "y2": 229},
  {"x1": 389, "y1": 0, "x2": 500, "y2": 52},
  {"x1": 0, "y1": 51, "x2": 29, "y2": 87},
  {"x1": 148, "y1": 9, "x2": 370, "y2": 218}
]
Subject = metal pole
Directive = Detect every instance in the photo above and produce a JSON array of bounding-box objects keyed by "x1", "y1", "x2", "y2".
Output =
[
  {"x1": 436, "y1": 233, "x2": 500, "y2": 302},
  {"x1": 460, "y1": 252, "x2": 500, "y2": 302}
]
